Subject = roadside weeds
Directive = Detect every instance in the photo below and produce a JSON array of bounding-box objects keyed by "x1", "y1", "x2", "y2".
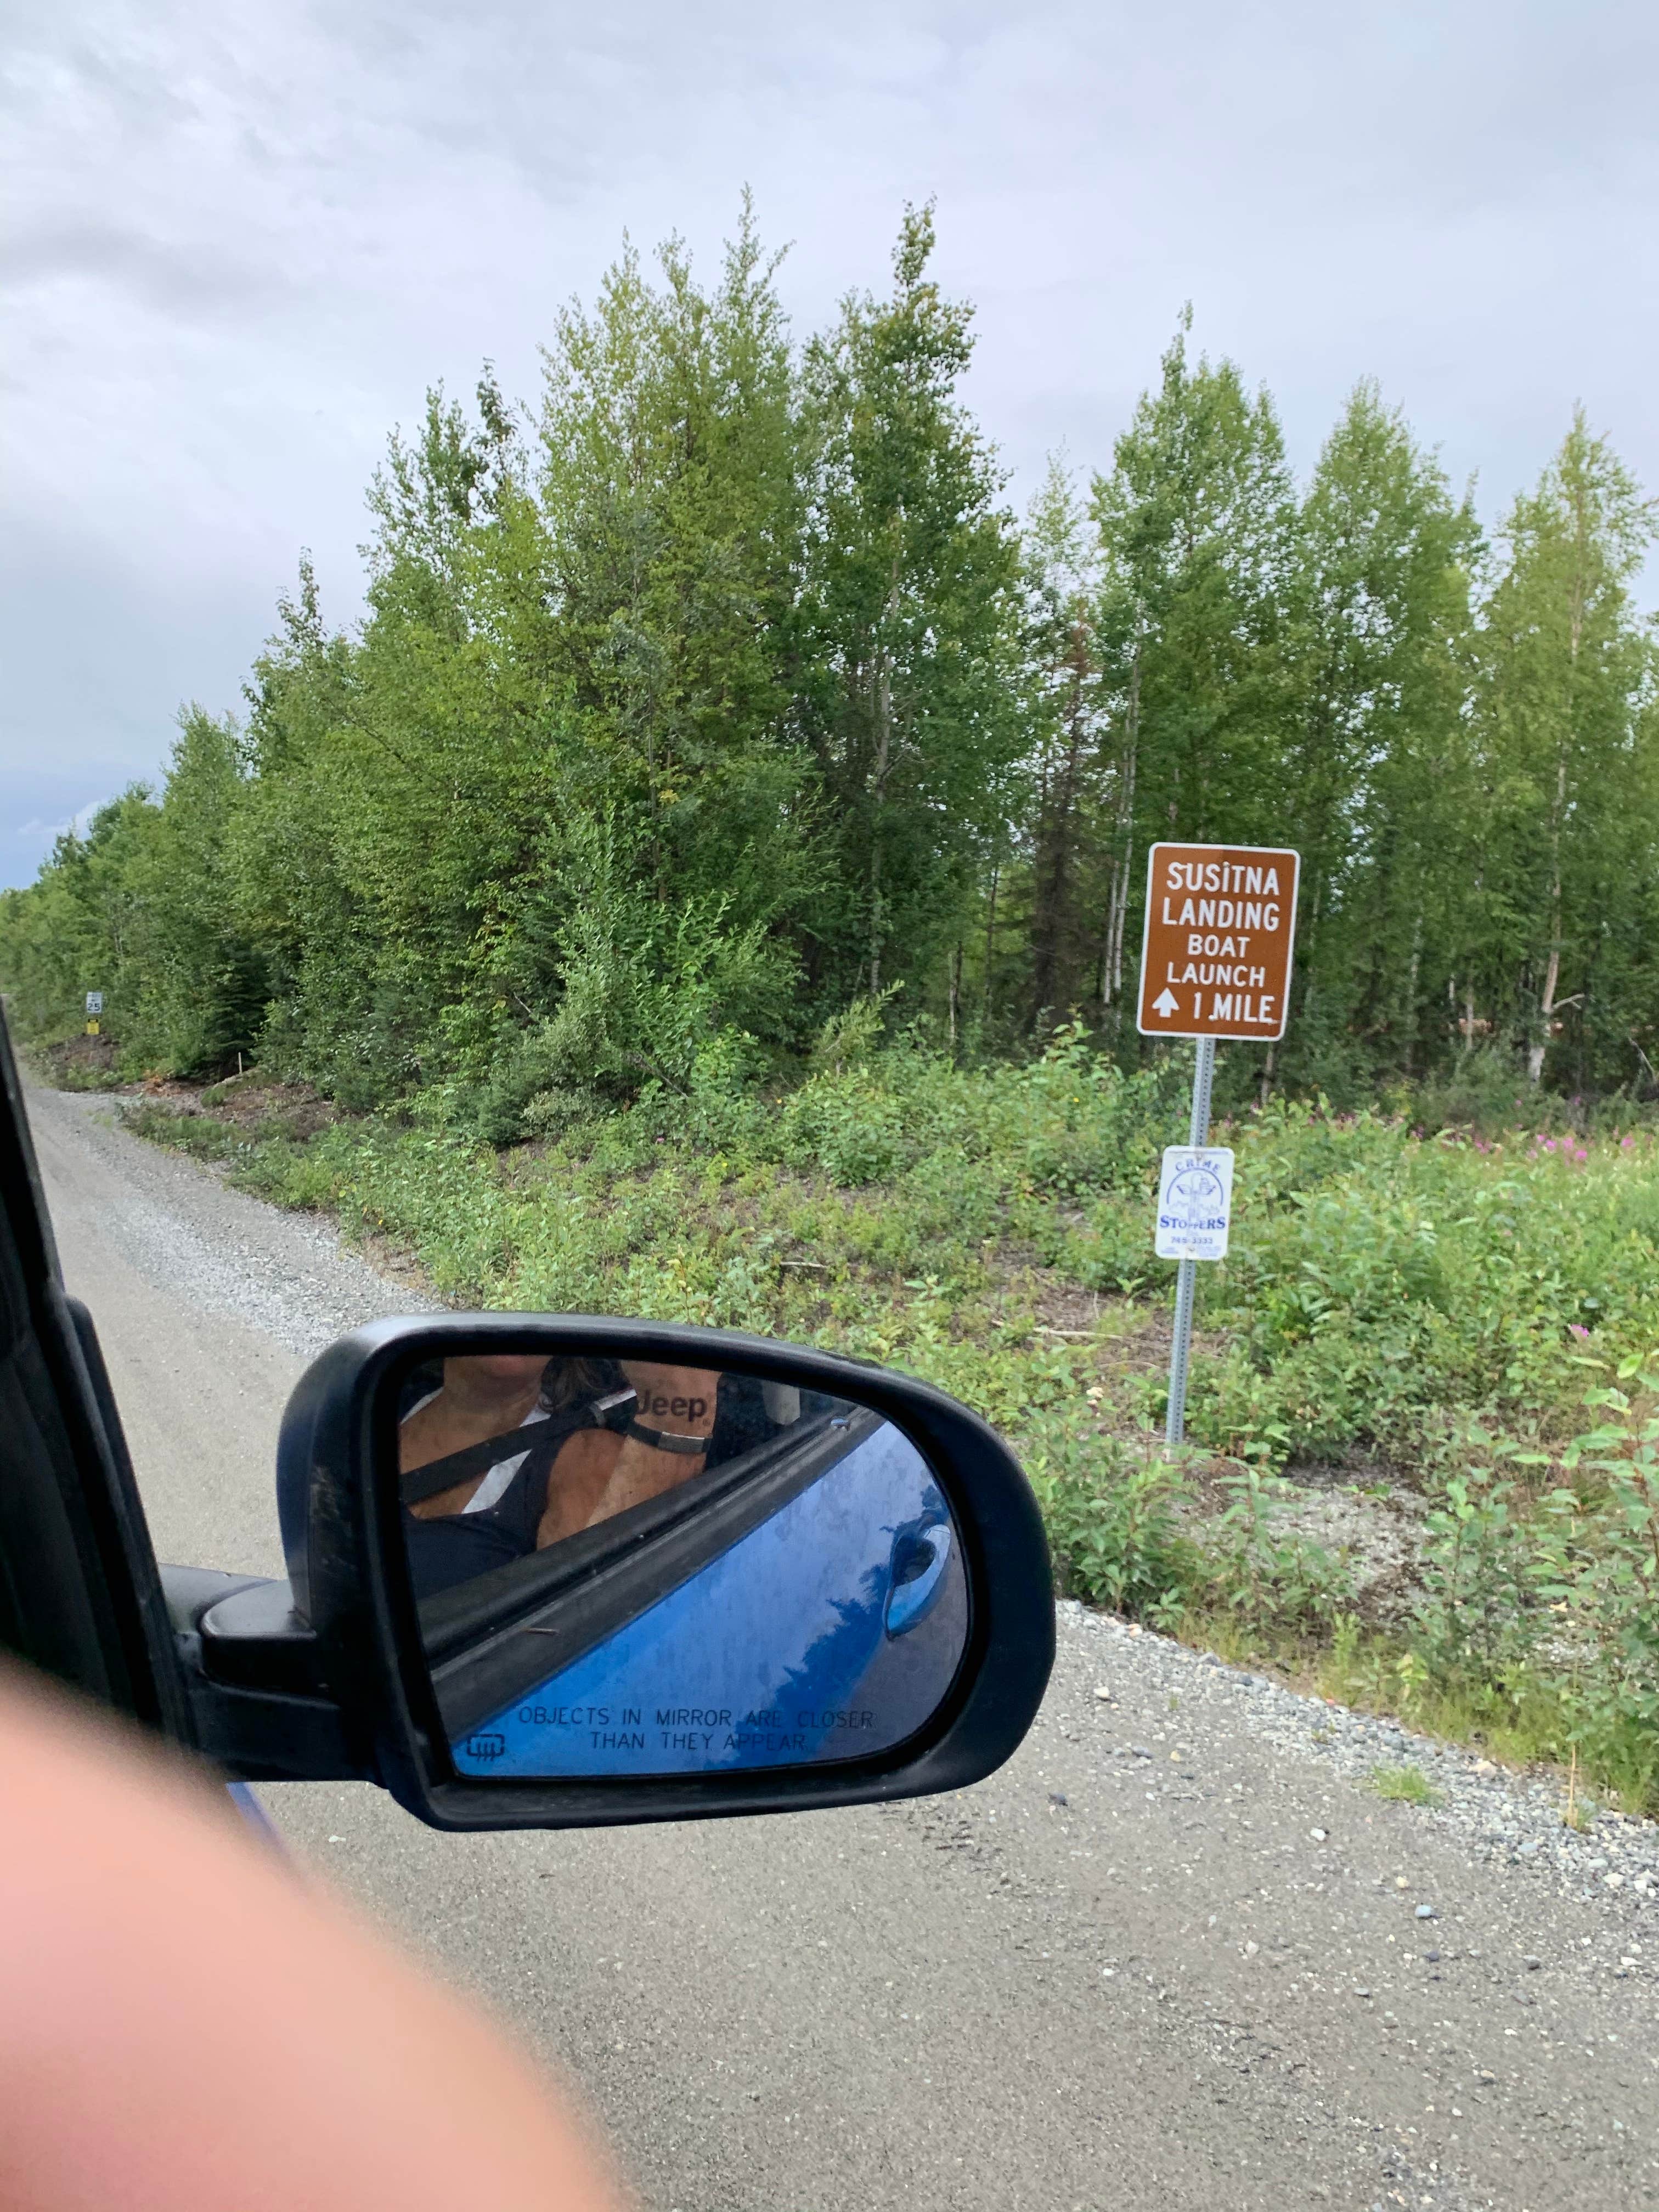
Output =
[{"x1": 100, "y1": 1062, "x2": 1659, "y2": 1822}]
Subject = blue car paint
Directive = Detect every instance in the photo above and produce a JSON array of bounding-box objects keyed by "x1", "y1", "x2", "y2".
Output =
[
  {"x1": 452, "y1": 1421, "x2": 966, "y2": 1779},
  {"x1": 883, "y1": 1519, "x2": 953, "y2": 1637},
  {"x1": 225, "y1": 1780, "x2": 285, "y2": 1850}
]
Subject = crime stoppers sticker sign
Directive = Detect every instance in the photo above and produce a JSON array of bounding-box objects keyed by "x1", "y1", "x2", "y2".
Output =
[
  {"x1": 1155, "y1": 1147, "x2": 1235, "y2": 1261},
  {"x1": 1136, "y1": 843, "x2": 1300, "y2": 1040}
]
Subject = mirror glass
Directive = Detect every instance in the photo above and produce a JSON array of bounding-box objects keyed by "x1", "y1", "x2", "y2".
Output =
[{"x1": 391, "y1": 1346, "x2": 968, "y2": 1779}]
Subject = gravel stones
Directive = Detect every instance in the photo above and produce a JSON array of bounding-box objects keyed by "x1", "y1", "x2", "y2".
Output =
[
  {"x1": 43, "y1": 1088, "x2": 438, "y2": 1358},
  {"x1": 1055, "y1": 1599, "x2": 1659, "y2": 1912}
]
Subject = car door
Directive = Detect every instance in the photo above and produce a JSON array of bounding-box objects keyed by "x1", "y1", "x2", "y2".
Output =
[{"x1": 0, "y1": 1010, "x2": 188, "y2": 1741}]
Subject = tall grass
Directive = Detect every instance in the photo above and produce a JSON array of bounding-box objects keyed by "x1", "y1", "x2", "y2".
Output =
[{"x1": 124, "y1": 1031, "x2": 1659, "y2": 1810}]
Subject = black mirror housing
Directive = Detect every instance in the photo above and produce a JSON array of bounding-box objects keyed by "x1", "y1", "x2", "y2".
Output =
[{"x1": 275, "y1": 1315, "x2": 1054, "y2": 1832}]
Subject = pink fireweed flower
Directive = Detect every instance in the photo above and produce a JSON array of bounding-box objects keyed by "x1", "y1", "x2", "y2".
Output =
[{"x1": 1570, "y1": 1323, "x2": 1592, "y2": 1339}]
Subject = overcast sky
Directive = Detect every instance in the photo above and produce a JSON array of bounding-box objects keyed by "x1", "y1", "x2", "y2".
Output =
[{"x1": 4, "y1": 0, "x2": 1655, "y2": 887}]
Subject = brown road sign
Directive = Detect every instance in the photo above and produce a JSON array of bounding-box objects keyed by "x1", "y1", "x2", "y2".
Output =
[{"x1": 1136, "y1": 842, "x2": 1300, "y2": 1040}]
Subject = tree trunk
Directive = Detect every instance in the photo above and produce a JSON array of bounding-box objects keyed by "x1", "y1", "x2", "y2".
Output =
[
  {"x1": 983, "y1": 862, "x2": 1000, "y2": 1025},
  {"x1": 1101, "y1": 635, "x2": 1141, "y2": 1012},
  {"x1": 1532, "y1": 478, "x2": 1589, "y2": 1084},
  {"x1": 1404, "y1": 913, "x2": 1423, "y2": 1075},
  {"x1": 1031, "y1": 618, "x2": 1091, "y2": 1024},
  {"x1": 867, "y1": 567, "x2": 901, "y2": 997},
  {"x1": 868, "y1": 649, "x2": 888, "y2": 997},
  {"x1": 1258, "y1": 1040, "x2": 1276, "y2": 1109},
  {"x1": 1530, "y1": 751, "x2": 1569, "y2": 1085},
  {"x1": 1298, "y1": 871, "x2": 1323, "y2": 1032}
]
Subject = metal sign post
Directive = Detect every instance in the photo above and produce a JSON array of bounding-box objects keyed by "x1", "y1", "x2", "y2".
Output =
[
  {"x1": 1134, "y1": 842, "x2": 1300, "y2": 1451},
  {"x1": 1164, "y1": 1037, "x2": 1215, "y2": 1448}
]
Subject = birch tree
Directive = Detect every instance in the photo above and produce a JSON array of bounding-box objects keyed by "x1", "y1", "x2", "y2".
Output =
[
  {"x1": 1284, "y1": 382, "x2": 1480, "y2": 1083},
  {"x1": 1476, "y1": 414, "x2": 1657, "y2": 1084},
  {"x1": 1017, "y1": 455, "x2": 1107, "y2": 1026}
]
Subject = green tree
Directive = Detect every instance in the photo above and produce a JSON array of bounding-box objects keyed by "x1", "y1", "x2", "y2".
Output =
[
  {"x1": 0, "y1": 793, "x2": 157, "y2": 1045},
  {"x1": 1010, "y1": 454, "x2": 1108, "y2": 1030},
  {"x1": 538, "y1": 200, "x2": 804, "y2": 834},
  {"x1": 123, "y1": 707, "x2": 266, "y2": 1071},
  {"x1": 1473, "y1": 414, "x2": 1658, "y2": 1086},
  {"x1": 797, "y1": 204, "x2": 1023, "y2": 1009},
  {"x1": 1090, "y1": 314, "x2": 1299, "y2": 1039},
  {"x1": 0, "y1": 710, "x2": 262, "y2": 1075},
  {"x1": 1282, "y1": 381, "x2": 1480, "y2": 1087},
  {"x1": 7, "y1": 215, "x2": 1657, "y2": 1122},
  {"x1": 240, "y1": 211, "x2": 827, "y2": 1130}
]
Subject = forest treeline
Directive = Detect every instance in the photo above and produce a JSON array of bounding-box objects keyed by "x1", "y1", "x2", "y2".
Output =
[{"x1": 4, "y1": 204, "x2": 1657, "y2": 1135}]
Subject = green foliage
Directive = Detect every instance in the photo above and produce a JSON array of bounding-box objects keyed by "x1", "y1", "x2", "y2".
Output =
[
  {"x1": 1468, "y1": 415, "x2": 1659, "y2": 1088},
  {"x1": 7, "y1": 200, "x2": 1658, "y2": 1809},
  {"x1": 1373, "y1": 1361, "x2": 1659, "y2": 1809},
  {"x1": 0, "y1": 710, "x2": 264, "y2": 1077},
  {"x1": 1204, "y1": 1462, "x2": 1356, "y2": 1630},
  {"x1": 1547, "y1": 1360, "x2": 1659, "y2": 1799},
  {"x1": 1092, "y1": 309, "x2": 1299, "y2": 855},
  {"x1": 4, "y1": 209, "x2": 1654, "y2": 1108},
  {"x1": 122, "y1": 1030, "x2": 1659, "y2": 1807},
  {"x1": 1281, "y1": 382, "x2": 1481, "y2": 1085},
  {"x1": 797, "y1": 203, "x2": 1024, "y2": 1005},
  {"x1": 1183, "y1": 1101, "x2": 1659, "y2": 1463},
  {"x1": 1023, "y1": 1424, "x2": 1194, "y2": 1624}
]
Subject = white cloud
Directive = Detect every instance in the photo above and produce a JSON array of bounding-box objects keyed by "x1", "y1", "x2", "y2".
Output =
[
  {"x1": 3, "y1": 0, "x2": 1656, "y2": 824},
  {"x1": 14, "y1": 797, "x2": 109, "y2": 840}
]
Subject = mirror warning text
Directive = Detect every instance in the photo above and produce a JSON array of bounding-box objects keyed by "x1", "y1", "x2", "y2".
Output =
[{"x1": 506, "y1": 1700, "x2": 878, "y2": 1757}]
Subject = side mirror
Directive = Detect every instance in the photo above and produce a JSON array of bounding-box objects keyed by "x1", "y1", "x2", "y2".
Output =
[{"x1": 255, "y1": 1317, "x2": 1053, "y2": 1830}]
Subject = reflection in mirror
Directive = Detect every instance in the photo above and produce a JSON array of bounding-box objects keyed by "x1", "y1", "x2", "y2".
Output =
[{"x1": 392, "y1": 1350, "x2": 968, "y2": 1781}]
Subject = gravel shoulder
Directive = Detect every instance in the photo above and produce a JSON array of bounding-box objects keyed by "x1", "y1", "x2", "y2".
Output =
[{"x1": 26, "y1": 1080, "x2": 1659, "y2": 2210}]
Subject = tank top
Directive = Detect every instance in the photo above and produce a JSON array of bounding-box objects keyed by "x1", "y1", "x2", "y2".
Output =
[{"x1": 400, "y1": 1395, "x2": 600, "y2": 1600}]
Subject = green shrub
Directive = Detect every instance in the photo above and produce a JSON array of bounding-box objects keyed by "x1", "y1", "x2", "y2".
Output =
[
  {"x1": 1203, "y1": 1462, "x2": 1356, "y2": 1630},
  {"x1": 121, "y1": 1039, "x2": 1659, "y2": 1810},
  {"x1": 1023, "y1": 1419, "x2": 1195, "y2": 1623}
]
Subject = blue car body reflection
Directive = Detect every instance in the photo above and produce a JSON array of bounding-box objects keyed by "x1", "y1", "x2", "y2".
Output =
[{"x1": 451, "y1": 1421, "x2": 967, "y2": 1779}]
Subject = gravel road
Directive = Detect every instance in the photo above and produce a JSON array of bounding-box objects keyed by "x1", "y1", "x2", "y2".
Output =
[{"x1": 27, "y1": 1081, "x2": 1659, "y2": 2211}]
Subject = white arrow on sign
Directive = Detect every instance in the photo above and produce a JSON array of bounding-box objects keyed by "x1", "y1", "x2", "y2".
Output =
[{"x1": 1152, "y1": 987, "x2": 1180, "y2": 1019}]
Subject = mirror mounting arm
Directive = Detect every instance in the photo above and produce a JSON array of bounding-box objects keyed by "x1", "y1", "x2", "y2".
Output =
[{"x1": 161, "y1": 1565, "x2": 375, "y2": 1785}]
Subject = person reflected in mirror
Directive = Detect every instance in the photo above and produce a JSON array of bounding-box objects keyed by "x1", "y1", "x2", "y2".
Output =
[
  {"x1": 587, "y1": 1358, "x2": 724, "y2": 1522},
  {"x1": 400, "y1": 1353, "x2": 723, "y2": 1598}
]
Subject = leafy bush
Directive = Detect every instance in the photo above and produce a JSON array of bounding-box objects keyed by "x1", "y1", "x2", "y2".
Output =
[
  {"x1": 1186, "y1": 1102, "x2": 1659, "y2": 1462},
  {"x1": 1022, "y1": 1419, "x2": 1194, "y2": 1623},
  {"x1": 120, "y1": 1036, "x2": 1659, "y2": 1809},
  {"x1": 1375, "y1": 1365, "x2": 1659, "y2": 1808},
  {"x1": 1203, "y1": 1462, "x2": 1357, "y2": 1630}
]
